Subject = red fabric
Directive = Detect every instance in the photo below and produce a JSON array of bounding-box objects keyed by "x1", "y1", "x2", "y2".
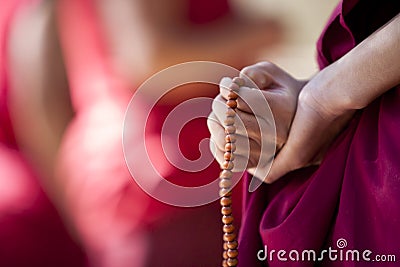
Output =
[
  {"x1": 0, "y1": 0, "x2": 18, "y2": 146},
  {"x1": 56, "y1": 1, "x2": 152, "y2": 266},
  {"x1": 0, "y1": 145, "x2": 86, "y2": 267},
  {"x1": 56, "y1": 0, "x2": 240, "y2": 266},
  {"x1": 238, "y1": 1, "x2": 400, "y2": 266},
  {"x1": 187, "y1": 0, "x2": 230, "y2": 24},
  {"x1": 0, "y1": 1, "x2": 86, "y2": 266}
]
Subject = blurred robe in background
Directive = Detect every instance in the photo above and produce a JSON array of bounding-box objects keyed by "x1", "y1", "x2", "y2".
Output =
[
  {"x1": 0, "y1": 0, "x2": 86, "y2": 266},
  {"x1": 1, "y1": 0, "x2": 281, "y2": 265},
  {"x1": 55, "y1": 0, "x2": 276, "y2": 266}
]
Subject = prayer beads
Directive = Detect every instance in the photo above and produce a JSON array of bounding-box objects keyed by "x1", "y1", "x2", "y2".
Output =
[{"x1": 219, "y1": 77, "x2": 244, "y2": 267}]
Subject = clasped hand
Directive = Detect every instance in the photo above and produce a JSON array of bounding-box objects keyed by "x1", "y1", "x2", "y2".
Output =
[{"x1": 208, "y1": 62, "x2": 354, "y2": 183}]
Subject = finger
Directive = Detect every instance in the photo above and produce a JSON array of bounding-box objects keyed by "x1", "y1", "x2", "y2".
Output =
[
  {"x1": 220, "y1": 86, "x2": 275, "y2": 121},
  {"x1": 219, "y1": 77, "x2": 242, "y2": 101},
  {"x1": 211, "y1": 95, "x2": 248, "y2": 141},
  {"x1": 235, "y1": 110, "x2": 275, "y2": 149},
  {"x1": 240, "y1": 62, "x2": 276, "y2": 89},
  {"x1": 242, "y1": 61, "x2": 300, "y2": 90},
  {"x1": 219, "y1": 76, "x2": 272, "y2": 117},
  {"x1": 207, "y1": 119, "x2": 255, "y2": 172},
  {"x1": 208, "y1": 111, "x2": 264, "y2": 171},
  {"x1": 211, "y1": 144, "x2": 253, "y2": 172},
  {"x1": 211, "y1": 96, "x2": 274, "y2": 145},
  {"x1": 233, "y1": 88, "x2": 276, "y2": 148},
  {"x1": 219, "y1": 77, "x2": 234, "y2": 94},
  {"x1": 211, "y1": 95, "x2": 231, "y2": 121},
  {"x1": 208, "y1": 117, "x2": 262, "y2": 168},
  {"x1": 207, "y1": 112, "x2": 226, "y2": 151}
]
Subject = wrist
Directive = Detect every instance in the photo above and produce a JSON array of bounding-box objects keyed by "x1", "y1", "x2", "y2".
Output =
[
  {"x1": 300, "y1": 62, "x2": 359, "y2": 118},
  {"x1": 304, "y1": 14, "x2": 400, "y2": 115}
]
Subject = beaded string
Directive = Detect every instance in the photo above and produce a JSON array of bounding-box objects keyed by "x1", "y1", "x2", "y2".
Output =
[{"x1": 219, "y1": 77, "x2": 244, "y2": 267}]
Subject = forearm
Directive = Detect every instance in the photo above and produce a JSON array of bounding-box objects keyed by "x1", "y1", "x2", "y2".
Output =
[
  {"x1": 8, "y1": 1, "x2": 73, "y2": 200},
  {"x1": 306, "y1": 13, "x2": 400, "y2": 116},
  {"x1": 263, "y1": 14, "x2": 400, "y2": 182}
]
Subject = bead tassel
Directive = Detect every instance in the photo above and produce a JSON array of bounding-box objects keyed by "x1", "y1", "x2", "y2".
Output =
[{"x1": 219, "y1": 77, "x2": 244, "y2": 267}]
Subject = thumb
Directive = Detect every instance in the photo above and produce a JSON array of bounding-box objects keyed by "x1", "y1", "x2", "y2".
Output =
[{"x1": 240, "y1": 64, "x2": 275, "y2": 90}]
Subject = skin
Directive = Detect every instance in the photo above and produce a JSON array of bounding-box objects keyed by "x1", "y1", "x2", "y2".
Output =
[
  {"x1": 209, "y1": 13, "x2": 400, "y2": 183},
  {"x1": 208, "y1": 62, "x2": 306, "y2": 178}
]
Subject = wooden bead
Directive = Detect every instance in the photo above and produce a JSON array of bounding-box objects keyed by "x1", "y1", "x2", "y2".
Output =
[
  {"x1": 222, "y1": 161, "x2": 234, "y2": 170},
  {"x1": 223, "y1": 224, "x2": 235, "y2": 233},
  {"x1": 223, "y1": 242, "x2": 228, "y2": 251},
  {"x1": 226, "y1": 108, "x2": 236, "y2": 117},
  {"x1": 227, "y1": 258, "x2": 238, "y2": 266},
  {"x1": 220, "y1": 197, "x2": 232, "y2": 207},
  {"x1": 222, "y1": 215, "x2": 234, "y2": 224},
  {"x1": 228, "y1": 83, "x2": 240, "y2": 93},
  {"x1": 228, "y1": 91, "x2": 239, "y2": 99},
  {"x1": 224, "y1": 117, "x2": 235, "y2": 126},
  {"x1": 223, "y1": 152, "x2": 233, "y2": 161},
  {"x1": 225, "y1": 126, "x2": 236, "y2": 134},
  {"x1": 221, "y1": 206, "x2": 232, "y2": 216},
  {"x1": 219, "y1": 188, "x2": 231, "y2": 197},
  {"x1": 226, "y1": 241, "x2": 238, "y2": 249},
  {"x1": 219, "y1": 178, "x2": 232, "y2": 189},
  {"x1": 226, "y1": 100, "x2": 237, "y2": 109},
  {"x1": 220, "y1": 170, "x2": 233, "y2": 179},
  {"x1": 228, "y1": 249, "x2": 239, "y2": 258},
  {"x1": 220, "y1": 80, "x2": 239, "y2": 264},
  {"x1": 232, "y1": 77, "x2": 245, "y2": 87},
  {"x1": 225, "y1": 143, "x2": 236, "y2": 152},
  {"x1": 223, "y1": 232, "x2": 237, "y2": 242},
  {"x1": 225, "y1": 134, "x2": 236, "y2": 143}
]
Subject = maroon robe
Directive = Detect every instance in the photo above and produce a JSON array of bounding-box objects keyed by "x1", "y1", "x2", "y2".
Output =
[
  {"x1": 56, "y1": 0, "x2": 237, "y2": 266},
  {"x1": 238, "y1": 1, "x2": 400, "y2": 266},
  {"x1": 0, "y1": 1, "x2": 86, "y2": 266}
]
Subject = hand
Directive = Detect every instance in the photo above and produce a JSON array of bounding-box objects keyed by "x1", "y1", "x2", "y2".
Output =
[
  {"x1": 265, "y1": 70, "x2": 356, "y2": 183},
  {"x1": 208, "y1": 62, "x2": 306, "y2": 178},
  {"x1": 264, "y1": 13, "x2": 400, "y2": 182}
]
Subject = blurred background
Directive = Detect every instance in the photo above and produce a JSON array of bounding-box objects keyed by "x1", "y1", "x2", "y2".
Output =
[
  {"x1": 0, "y1": 0, "x2": 337, "y2": 266},
  {"x1": 239, "y1": 0, "x2": 338, "y2": 78}
]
